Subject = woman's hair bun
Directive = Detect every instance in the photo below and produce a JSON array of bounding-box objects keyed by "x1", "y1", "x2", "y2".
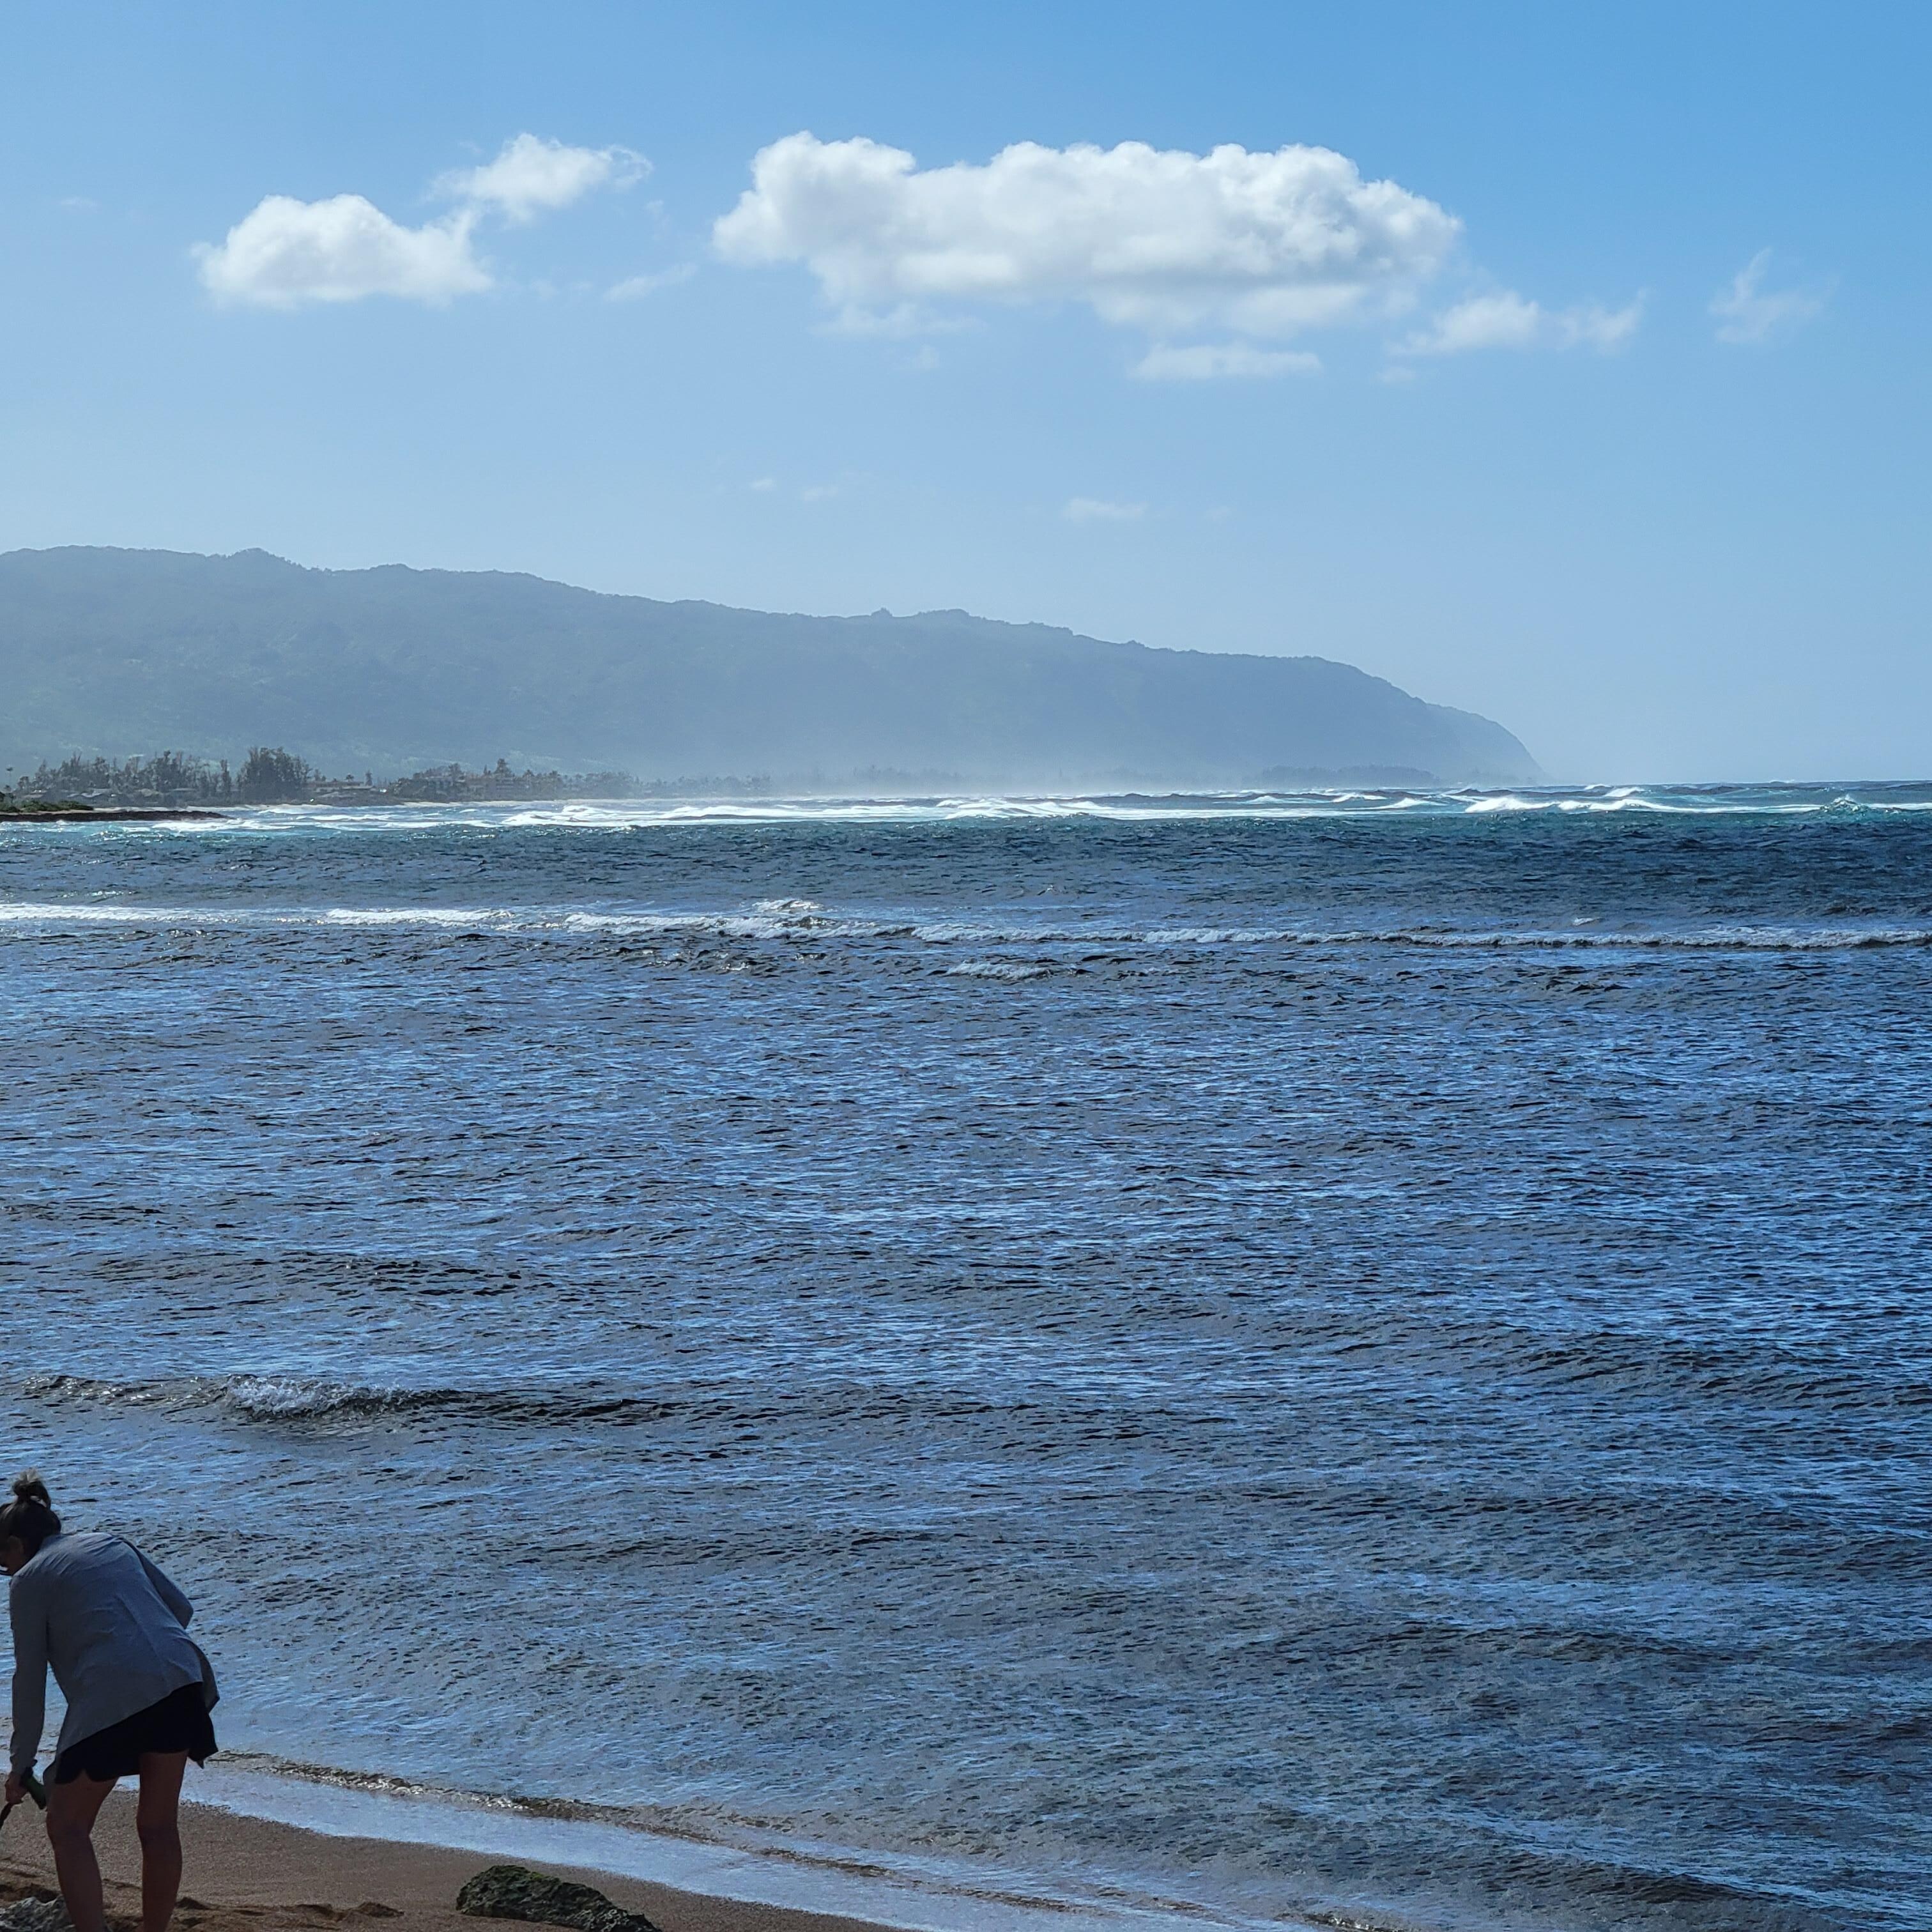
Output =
[{"x1": 1, "y1": 1471, "x2": 61, "y2": 1556}]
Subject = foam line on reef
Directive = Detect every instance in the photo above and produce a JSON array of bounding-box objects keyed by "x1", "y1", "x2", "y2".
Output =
[
  {"x1": 7, "y1": 785, "x2": 1932, "y2": 835},
  {"x1": 3, "y1": 898, "x2": 1929, "y2": 953}
]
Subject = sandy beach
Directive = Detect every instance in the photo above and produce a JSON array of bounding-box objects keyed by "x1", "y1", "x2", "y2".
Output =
[{"x1": 0, "y1": 1796, "x2": 893, "y2": 1932}]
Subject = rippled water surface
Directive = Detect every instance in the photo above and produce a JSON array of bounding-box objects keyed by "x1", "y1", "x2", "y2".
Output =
[{"x1": 3, "y1": 785, "x2": 1928, "y2": 1932}]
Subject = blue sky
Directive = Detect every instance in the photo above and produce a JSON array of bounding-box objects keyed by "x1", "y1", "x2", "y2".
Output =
[{"x1": 3, "y1": 2, "x2": 1927, "y2": 779}]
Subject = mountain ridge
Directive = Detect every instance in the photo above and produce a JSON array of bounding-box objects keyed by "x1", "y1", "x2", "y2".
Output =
[{"x1": 0, "y1": 546, "x2": 1540, "y2": 788}]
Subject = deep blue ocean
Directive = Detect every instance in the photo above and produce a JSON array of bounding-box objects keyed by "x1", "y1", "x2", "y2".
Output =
[{"x1": 2, "y1": 785, "x2": 1927, "y2": 1932}]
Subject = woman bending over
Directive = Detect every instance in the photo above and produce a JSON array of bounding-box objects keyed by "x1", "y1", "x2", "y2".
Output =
[{"x1": 4, "y1": 1473, "x2": 219, "y2": 1932}]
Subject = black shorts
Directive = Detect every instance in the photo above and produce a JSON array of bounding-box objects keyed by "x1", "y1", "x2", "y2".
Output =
[{"x1": 52, "y1": 1683, "x2": 218, "y2": 1785}]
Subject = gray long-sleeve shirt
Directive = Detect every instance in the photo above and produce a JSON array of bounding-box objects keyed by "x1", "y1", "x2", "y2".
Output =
[{"x1": 8, "y1": 1530, "x2": 217, "y2": 1777}]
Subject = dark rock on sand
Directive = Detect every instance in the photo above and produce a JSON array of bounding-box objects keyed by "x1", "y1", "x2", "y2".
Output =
[
  {"x1": 455, "y1": 1866, "x2": 662, "y2": 1932},
  {"x1": 0, "y1": 1899, "x2": 72, "y2": 1932}
]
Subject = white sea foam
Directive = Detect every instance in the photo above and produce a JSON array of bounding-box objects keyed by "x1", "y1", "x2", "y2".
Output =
[
  {"x1": 0, "y1": 900, "x2": 250, "y2": 923},
  {"x1": 320, "y1": 907, "x2": 505, "y2": 926},
  {"x1": 945, "y1": 960, "x2": 1055, "y2": 979},
  {"x1": 5, "y1": 896, "x2": 1929, "y2": 953},
  {"x1": 6, "y1": 783, "x2": 1921, "y2": 836}
]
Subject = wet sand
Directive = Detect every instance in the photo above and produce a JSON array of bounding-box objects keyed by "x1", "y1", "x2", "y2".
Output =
[{"x1": 0, "y1": 1795, "x2": 893, "y2": 1932}]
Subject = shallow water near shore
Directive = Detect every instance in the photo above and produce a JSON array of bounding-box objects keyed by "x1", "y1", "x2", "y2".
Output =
[{"x1": 2, "y1": 784, "x2": 1928, "y2": 1932}]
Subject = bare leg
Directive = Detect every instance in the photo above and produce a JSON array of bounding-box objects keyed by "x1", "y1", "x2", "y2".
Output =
[
  {"x1": 135, "y1": 1753, "x2": 189, "y2": 1932},
  {"x1": 45, "y1": 1772, "x2": 116, "y2": 1932}
]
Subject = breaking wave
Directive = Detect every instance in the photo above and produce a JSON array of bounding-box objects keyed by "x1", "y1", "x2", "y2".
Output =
[
  {"x1": 22, "y1": 1371, "x2": 678, "y2": 1430},
  {"x1": 6, "y1": 781, "x2": 1932, "y2": 837},
  {"x1": 4, "y1": 898, "x2": 1929, "y2": 953}
]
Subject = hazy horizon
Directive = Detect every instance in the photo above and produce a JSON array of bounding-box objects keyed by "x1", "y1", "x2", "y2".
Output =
[
  {"x1": 0, "y1": 542, "x2": 1543, "y2": 792},
  {"x1": 10, "y1": 539, "x2": 1932, "y2": 790}
]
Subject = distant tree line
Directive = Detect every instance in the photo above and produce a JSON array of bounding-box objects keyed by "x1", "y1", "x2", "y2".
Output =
[
  {"x1": 6, "y1": 749, "x2": 971, "y2": 808},
  {"x1": 10, "y1": 747, "x2": 331, "y2": 805},
  {"x1": 9, "y1": 749, "x2": 645, "y2": 806},
  {"x1": 17, "y1": 751, "x2": 235, "y2": 804},
  {"x1": 238, "y1": 746, "x2": 312, "y2": 800}
]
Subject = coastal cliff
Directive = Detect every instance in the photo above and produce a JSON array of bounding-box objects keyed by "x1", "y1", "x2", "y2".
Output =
[{"x1": 0, "y1": 546, "x2": 1540, "y2": 788}]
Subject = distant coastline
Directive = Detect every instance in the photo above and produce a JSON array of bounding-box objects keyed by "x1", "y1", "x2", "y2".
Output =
[
  {"x1": 0, "y1": 546, "x2": 1543, "y2": 790},
  {"x1": 3, "y1": 747, "x2": 1465, "y2": 816},
  {"x1": 4, "y1": 749, "x2": 636, "y2": 815}
]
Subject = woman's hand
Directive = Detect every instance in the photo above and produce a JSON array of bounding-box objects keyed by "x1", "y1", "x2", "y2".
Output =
[{"x1": 3, "y1": 1771, "x2": 22, "y2": 1808}]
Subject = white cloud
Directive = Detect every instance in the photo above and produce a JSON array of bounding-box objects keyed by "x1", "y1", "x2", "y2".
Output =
[
  {"x1": 822, "y1": 300, "x2": 980, "y2": 339},
  {"x1": 1064, "y1": 497, "x2": 1146, "y2": 523},
  {"x1": 1710, "y1": 249, "x2": 1828, "y2": 345},
  {"x1": 1561, "y1": 298, "x2": 1645, "y2": 350},
  {"x1": 1398, "y1": 289, "x2": 1643, "y2": 355},
  {"x1": 714, "y1": 134, "x2": 1459, "y2": 339},
  {"x1": 436, "y1": 134, "x2": 646, "y2": 224},
  {"x1": 800, "y1": 483, "x2": 840, "y2": 502},
  {"x1": 606, "y1": 263, "x2": 695, "y2": 302},
  {"x1": 194, "y1": 195, "x2": 490, "y2": 307},
  {"x1": 197, "y1": 132, "x2": 645, "y2": 309},
  {"x1": 1407, "y1": 289, "x2": 1542, "y2": 353},
  {"x1": 1134, "y1": 342, "x2": 1321, "y2": 381}
]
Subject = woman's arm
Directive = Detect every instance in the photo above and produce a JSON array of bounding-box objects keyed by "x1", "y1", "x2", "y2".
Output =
[
  {"x1": 137, "y1": 1549, "x2": 194, "y2": 1627},
  {"x1": 9, "y1": 1581, "x2": 49, "y2": 1780}
]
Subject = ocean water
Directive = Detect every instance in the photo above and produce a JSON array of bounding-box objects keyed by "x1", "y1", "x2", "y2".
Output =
[{"x1": 1, "y1": 783, "x2": 1927, "y2": 1932}]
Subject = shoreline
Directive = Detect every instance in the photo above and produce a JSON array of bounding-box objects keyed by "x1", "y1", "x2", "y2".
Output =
[
  {"x1": 0, "y1": 1759, "x2": 1292, "y2": 1932},
  {"x1": 0, "y1": 1785, "x2": 890, "y2": 1932}
]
